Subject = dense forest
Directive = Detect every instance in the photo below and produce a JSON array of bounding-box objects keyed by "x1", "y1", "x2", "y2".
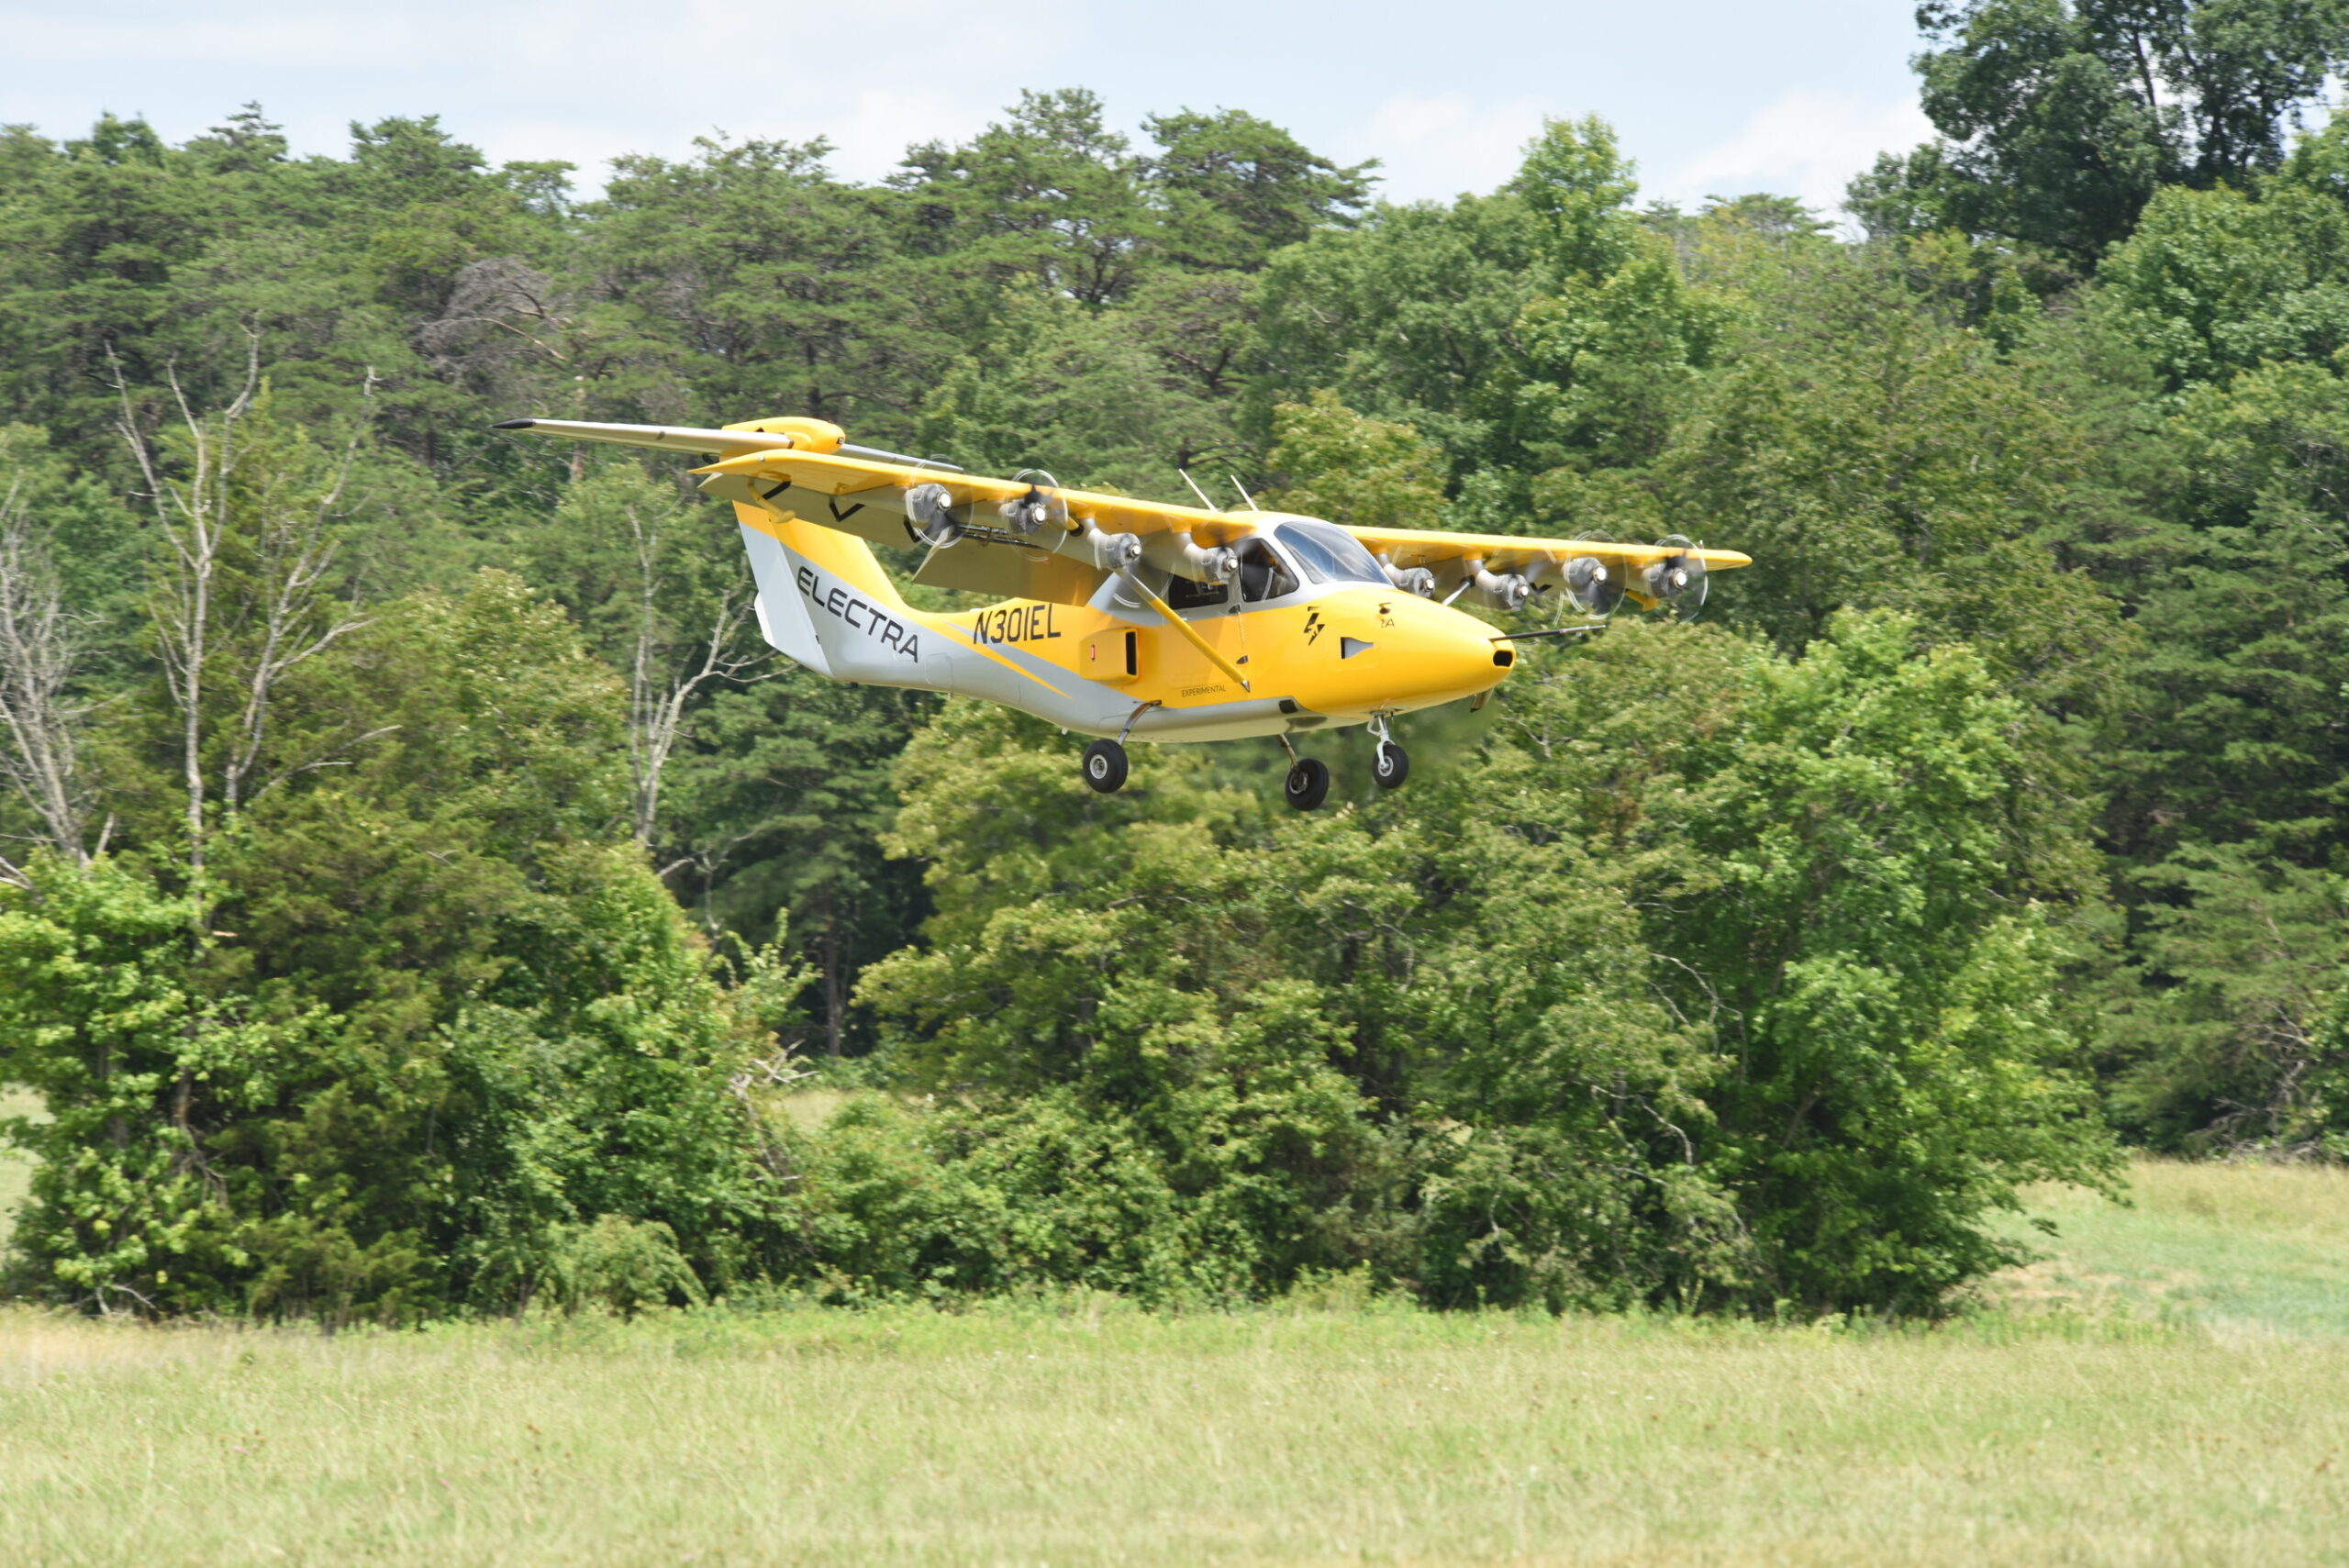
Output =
[{"x1": 2, "y1": 0, "x2": 2345, "y2": 1322}]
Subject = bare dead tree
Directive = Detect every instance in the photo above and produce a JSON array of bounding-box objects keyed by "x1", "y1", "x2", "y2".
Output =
[
  {"x1": 625, "y1": 501, "x2": 766, "y2": 849},
  {"x1": 0, "y1": 473, "x2": 95, "y2": 883},
  {"x1": 417, "y1": 257, "x2": 576, "y2": 398},
  {"x1": 113, "y1": 335, "x2": 380, "y2": 906}
]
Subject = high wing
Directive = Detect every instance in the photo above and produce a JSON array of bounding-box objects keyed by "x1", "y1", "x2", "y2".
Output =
[
  {"x1": 1343, "y1": 525, "x2": 1751, "y2": 608},
  {"x1": 494, "y1": 415, "x2": 1751, "y2": 612}
]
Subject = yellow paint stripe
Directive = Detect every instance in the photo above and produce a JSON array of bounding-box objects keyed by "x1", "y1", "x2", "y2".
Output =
[{"x1": 934, "y1": 620, "x2": 1071, "y2": 696}]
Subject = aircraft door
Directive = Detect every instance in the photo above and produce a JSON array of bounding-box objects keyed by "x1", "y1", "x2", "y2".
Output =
[{"x1": 1233, "y1": 538, "x2": 1299, "y2": 602}]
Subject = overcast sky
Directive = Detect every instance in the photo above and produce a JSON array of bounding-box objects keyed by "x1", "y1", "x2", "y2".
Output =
[{"x1": 0, "y1": 0, "x2": 1934, "y2": 215}]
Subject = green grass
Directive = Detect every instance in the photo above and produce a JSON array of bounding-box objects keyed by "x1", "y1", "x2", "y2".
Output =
[
  {"x1": 1988, "y1": 1159, "x2": 2349, "y2": 1340},
  {"x1": 1, "y1": 1159, "x2": 2346, "y2": 1563}
]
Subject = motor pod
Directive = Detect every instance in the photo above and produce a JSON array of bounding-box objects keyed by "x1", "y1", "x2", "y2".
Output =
[
  {"x1": 1381, "y1": 558, "x2": 1438, "y2": 597},
  {"x1": 906, "y1": 483, "x2": 964, "y2": 547},
  {"x1": 1642, "y1": 534, "x2": 1709, "y2": 617},
  {"x1": 1467, "y1": 563, "x2": 1533, "y2": 613},
  {"x1": 998, "y1": 473, "x2": 1068, "y2": 537},
  {"x1": 1561, "y1": 554, "x2": 1623, "y2": 616},
  {"x1": 1063, "y1": 518, "x2": 1143, "y2": 574},
  {"x1": 1141, "y1": 529, "x2": 1237, "y2": 585}
]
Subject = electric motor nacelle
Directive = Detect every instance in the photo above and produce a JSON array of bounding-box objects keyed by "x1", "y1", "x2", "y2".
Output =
[
  {"x1": 1381, "y1": 557, "x2": 1438, "y2": 597},
  {"x1": 1464, "y1": 562, "x2": 1532, "y2": 613},
  {"x1": 1524, "y1": 553, "x2": 1623, "y2": 616},
  {"x1": 1060, "y1": 519, "x2": 1142, "y2": 574},
  {"x1": 1141, "y1": 529, "x2": 1237, "y2": 585},
  {"x1": 905, "y1": 482, "x2": 964, "y2": 547}
]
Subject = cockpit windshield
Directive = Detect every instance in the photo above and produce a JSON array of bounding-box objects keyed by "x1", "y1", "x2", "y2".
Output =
[{"x1": 1275, "y1": 519, "x2": 1390, "y2": 586}]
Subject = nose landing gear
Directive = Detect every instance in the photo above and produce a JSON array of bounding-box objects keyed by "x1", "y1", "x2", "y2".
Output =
[{"x1": 1370, "y1": 714, "x2": 1408, "y2": 791}]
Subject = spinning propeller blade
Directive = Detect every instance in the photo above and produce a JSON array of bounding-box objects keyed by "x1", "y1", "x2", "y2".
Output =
[{"x1": 1643, "y1": 534, "x2": 1709, "y2": 619}]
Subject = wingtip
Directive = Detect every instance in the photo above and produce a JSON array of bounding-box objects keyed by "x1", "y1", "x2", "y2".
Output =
[{"x1": 490, "y1": 417, "x2": 536, "y2": 431}]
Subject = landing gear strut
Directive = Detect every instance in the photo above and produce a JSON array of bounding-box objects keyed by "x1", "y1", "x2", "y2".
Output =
[
  {"x1": 1370, "y1": 715, "x2": 1408, "y2": 791},
  {"x1": 1082, "y1": 701, "x2": 1161, "y2": 794}
]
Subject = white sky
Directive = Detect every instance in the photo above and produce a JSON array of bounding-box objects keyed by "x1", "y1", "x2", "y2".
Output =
[{"x1": 0, "y1": 0, "x2": 1933, "y2": 216}]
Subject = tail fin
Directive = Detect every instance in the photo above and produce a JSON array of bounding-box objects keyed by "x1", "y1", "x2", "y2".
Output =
[
  {"x1": 731, "y1": 504, "x2": 833, "y2": 675},
  {"x1": 729, "y1": 503, "x2": 927, "y2": 684},
  {"x1": 758, "y1": 508, "x2": 910, "y2": 614}
]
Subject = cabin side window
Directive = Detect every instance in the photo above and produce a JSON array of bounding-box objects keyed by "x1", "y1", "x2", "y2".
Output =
[
  {"x1": 1162, "y1": 571, "x2": 1230, "y2": 612},
  {"x1": 1233, "y1": 539, "x2": 1299, "y2": 602}
]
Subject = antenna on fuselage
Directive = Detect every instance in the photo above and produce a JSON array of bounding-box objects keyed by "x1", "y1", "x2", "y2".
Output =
[
  {"x1": 1228, "y1": 474, "x2": 1256, "y2": 509},
  {"x1": 1178, "y1": 468, "x2": 1221, "y2": 511}
]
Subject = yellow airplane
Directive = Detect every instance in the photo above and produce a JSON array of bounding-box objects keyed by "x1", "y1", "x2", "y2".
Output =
[{"x1": 494, "y1": 414, "x2": 1752, "y2": 808}]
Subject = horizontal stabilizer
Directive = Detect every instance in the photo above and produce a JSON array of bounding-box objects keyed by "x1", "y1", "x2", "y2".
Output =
[{"x1": 491, "y1": 417, "x2": 796, "y2": 462}]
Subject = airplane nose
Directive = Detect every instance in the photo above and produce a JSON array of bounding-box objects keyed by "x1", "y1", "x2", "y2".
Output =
[{"x1": 1400, "y1": 612, "x2": 1513, "y2": 702}]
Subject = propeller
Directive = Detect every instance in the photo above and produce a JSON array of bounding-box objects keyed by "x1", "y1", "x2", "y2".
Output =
[
  {"x1": 1643, "y1": 534, "x2": 1708, "y2": 618},
  {"x1": 1000, "y1": 470, "x2": 1068, "y2": 536},
  {"x1": 906, "y1": 483, "x2": 963, "y2": 548},
  {"x1": 1560, "y1": 554, "x2": 1624, "y2": 617}
]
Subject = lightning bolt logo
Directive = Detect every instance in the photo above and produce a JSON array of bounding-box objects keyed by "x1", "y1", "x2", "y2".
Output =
[{"x1": 1301, "y1": 606, "x2": 1326, "y2": 646}]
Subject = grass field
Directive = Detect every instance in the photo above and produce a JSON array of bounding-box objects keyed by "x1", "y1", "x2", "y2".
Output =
[{"x1": 1, "y1": 1159, "x2": 2345, "y2": 1564}]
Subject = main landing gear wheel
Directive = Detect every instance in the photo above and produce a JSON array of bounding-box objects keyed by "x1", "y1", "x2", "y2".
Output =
[
  {"x1": 1083, "y1": 739, "x2": 1129, "y2": 793},
  {"x1": 1284, "y1": 756, "x2": 1330, "y2": 811},
  {"x1": 1373, "y1": 740, "x2": 1409, "y2": 790}
]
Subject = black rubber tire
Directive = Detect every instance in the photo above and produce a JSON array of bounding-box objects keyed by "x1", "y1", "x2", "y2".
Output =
[
  {"x1": 1373, "y1": 740, "x2": 1409, "y2": 790},
  {"x1": 1082, "y1": 739, "x2": 1129, "y2": 793},
  {"x1": 1284, "y1": 756, "x2": 1330, "y2": 811}
]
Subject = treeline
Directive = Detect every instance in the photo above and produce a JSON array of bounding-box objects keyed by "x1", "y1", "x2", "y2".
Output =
[{"x1": 0, "y1": 0, "x2": 2343, "y2": 1322}]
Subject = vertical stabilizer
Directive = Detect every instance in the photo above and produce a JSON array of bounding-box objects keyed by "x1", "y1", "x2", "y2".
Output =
[
  {"x1": 731, "y1": 503, "x2": 833, "y2": 675},
  {"x1": 728, "y1": 501, "x2": 932, "y2": 686}
]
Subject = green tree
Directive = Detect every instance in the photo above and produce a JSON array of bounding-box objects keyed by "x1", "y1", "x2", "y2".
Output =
[
  {"x1": 2103, "y1": 846, "x2": 2349, "y2": 1152},
  {"x1": 2090, "y1": 180, "x2": 2349, "y2": 390},
  {"x1": 916, "y1": 295, "x2": 1239, "y2": 490},
  {"x1": 1485, "y1": 617, "x2": 2116, "y2": 1312},
  {"x1": 516, "y1": 461, "x2": 765, "y2": 849},
  {"x1": 0, "y1": 573, "x2": 800, "y2": 1320},
  {"x1": 664, "y1": 669, "x2": 938, "y2": 1060},
  {"x1": 894, "y1": 90, "x2": 1158, "y2": 311},
  {"x1": 1856, "y1": 1, "x2": 2349, "y2": 260},
  {"x1": 2090, "y1": 361, "x2": 2349, "y2": 871},
  {"x1": 584, "y1": 135, "x2": 930, "y2": 438},
  {"x1": 1258, "y1": 392, "x2": 1448, "y2": 528},
  {"x1": 1249, "y1": 118, "x2": 1724, "y2": 483},
  {"x1": 1144, "y1": 107, "x2": 1375, "y2": 272},
  {"x1": 1648, "y1": 242, "x2": 2124, "y2": 707}
]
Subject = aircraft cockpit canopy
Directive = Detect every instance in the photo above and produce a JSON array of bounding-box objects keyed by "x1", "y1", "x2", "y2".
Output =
[{"x1": 1272, "y1": 519, "x2": 1388, "y2": 586}]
